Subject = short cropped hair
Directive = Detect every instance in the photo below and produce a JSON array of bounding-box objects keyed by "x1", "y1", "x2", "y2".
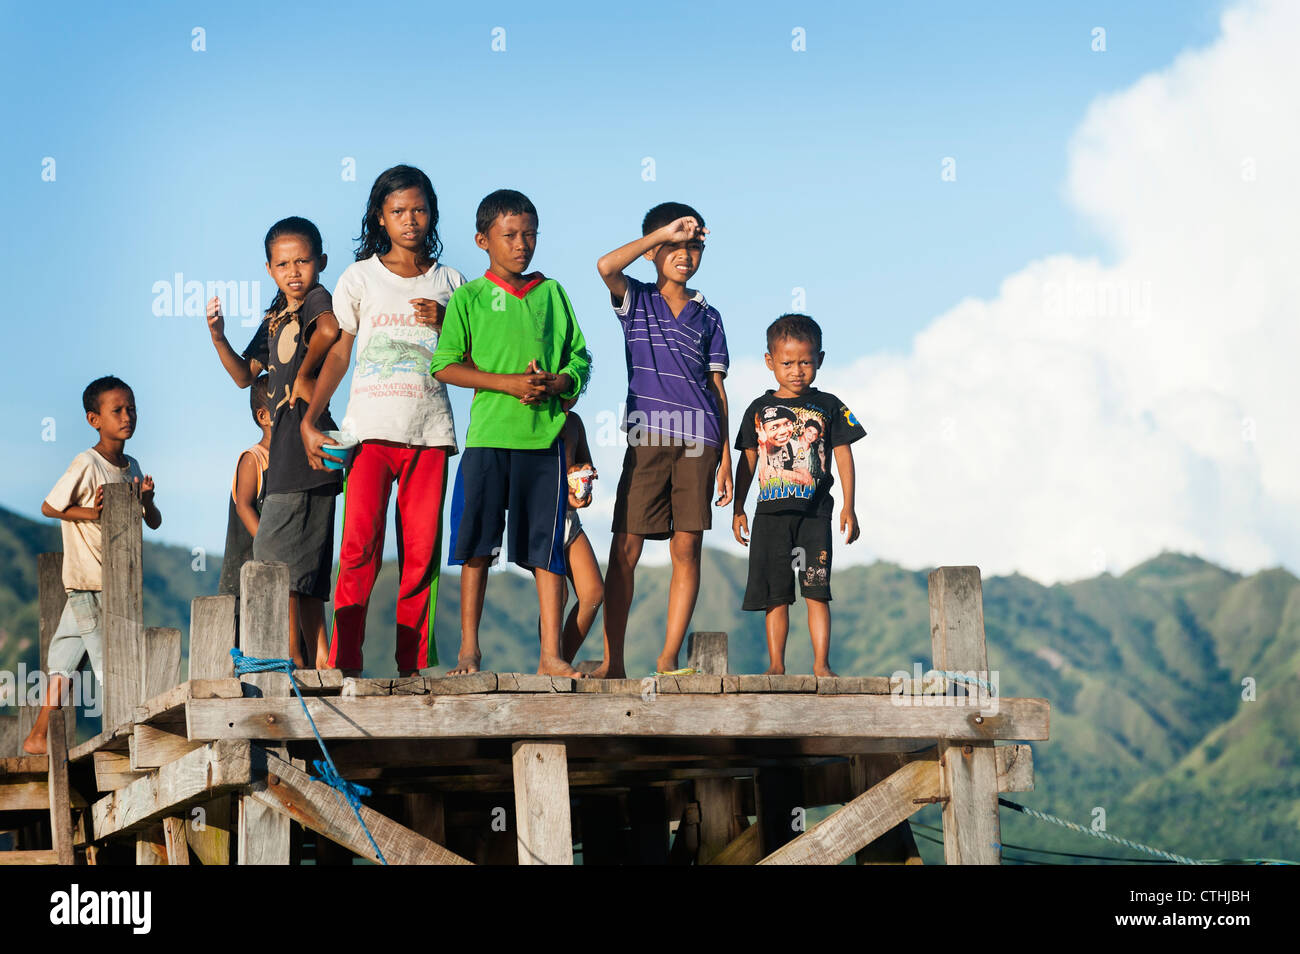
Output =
[
  {"x1": 766, "y1": 313, "x2": 823, "y2": 354},
  {"x1": 83, "y1": 376, "x2": 132, "y2": 414},
  {"x1": 250, "y1": 374, "x2": 272, "y2": 424},
  {"x1": 476, "y1": 189, "x2": 538, "y2": 235},
  {"x1": 642, "y1": 202, "x2": 705, "y2": 236}
]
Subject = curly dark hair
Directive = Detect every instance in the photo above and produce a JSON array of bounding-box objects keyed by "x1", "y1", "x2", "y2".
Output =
[
  {"x1": 83, "y1": 376, "x2": 131, "y2": 414},
  {"x1": 354, "y1": 165, "x2": 443, "y2": 264}
]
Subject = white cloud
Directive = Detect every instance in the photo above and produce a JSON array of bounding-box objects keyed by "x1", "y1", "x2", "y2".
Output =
[{"x1": 727, "y1": 0, "x2": 1300, "y2": 582}]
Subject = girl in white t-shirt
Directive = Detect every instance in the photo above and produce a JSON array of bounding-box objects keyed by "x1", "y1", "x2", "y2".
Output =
[{"x1": 302, "y1": 165, "x2": 465, "y2": 675}]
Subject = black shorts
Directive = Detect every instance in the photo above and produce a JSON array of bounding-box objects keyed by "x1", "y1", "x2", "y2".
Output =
[
  {"x1": 742, "y1": 511, "x2": 833, "y2": 611},
  {"x1": 448, "y1": 441, "x2": 567, "y2": 575},
  {"x1": 252, "y1": 486, "x2": 337, "y2": 601}
]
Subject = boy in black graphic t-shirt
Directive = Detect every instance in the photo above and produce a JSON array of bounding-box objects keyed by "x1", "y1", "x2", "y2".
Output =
[{"x1": 733, "y1": 314, "x2": 865, "y2": 677}]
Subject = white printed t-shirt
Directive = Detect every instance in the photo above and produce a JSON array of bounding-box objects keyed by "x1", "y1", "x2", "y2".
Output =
[
  {"x1": 45, "y1": 448, "x2": 145, "y2": 591},
  {"x1": 332, "y1": 255, "x2": 465, "y2": 449}
]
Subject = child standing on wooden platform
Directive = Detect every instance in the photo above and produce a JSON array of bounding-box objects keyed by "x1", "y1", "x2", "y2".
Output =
[
  {"x1": 558, "y1": 410, "x2": 603, "y2": 664},
  {"x1": 300, "y1": 166, "x2": 465, "y2": 676},
  {"x1": 206, "y1": 216, "x2": 342, "y2": 668},
  {"x1": 24, "y1": 376, "x2": 162, "y2": 754},
  {"x1": 732, "y1": 314, "x2": 864, "y2": 677},
  {"x1": 594, "y1": 204, "x2": 733, "y2": 678},
  {"x1": 430, "y1": 189, "x2": 592, "y2": 678},
  {"x1": 217, "y1": 374, "x2": 271, "y2": 632}
]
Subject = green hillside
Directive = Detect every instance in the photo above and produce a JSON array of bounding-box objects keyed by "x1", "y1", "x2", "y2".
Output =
[{"x1": 1, "y1": 505, "x2": 1296, "y2": 863}]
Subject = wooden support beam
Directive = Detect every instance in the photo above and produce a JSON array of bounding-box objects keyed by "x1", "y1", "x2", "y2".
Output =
[
  {"x1": 0, "y1": 715, "x2": 17, "y2": 759},
  {"x1": 694, "y1": 777, "x2": 742, "y2": 864},
  {"x1": 130, "y1": 724, "x2": 202, "y2": 771},
  {"x1": 92, "y1": 750, "x2": 140, "y2": 792},
  {"x1": 759, "y1": 759, "x2": 940, "y2": 865},
  {"x1": 236, "y1": 561, "x2": 292, "y2": 865},
  {"x1": 850, "y1": 754, "x2": 922, "y2": 864},
  {"x1": 686, "y1": 631, "x2": 728, "y2": 675},
  {"x1": 187, "y1": 693, "x2": 1048, "y2": 743},
  {"x1": 512, "y1": 742, "x2": 573, "y2": 865},
  {"x1": 755, "y1": 767, "x2": 803, "y2": 856},
  {"x1": 0, "y1": 849, "x2": 59, "y2": 865},
  {"x1": 627, "y1": 786, "x2": 669, "y2": 864},
  {"x1": 101, "y1": 483, "x2": 144, "y2": 730},
  {"x1": 91, "y1": 741, "x2": 253, "y2": 839},
  {"x1": 929, "y1": 566, "x2": 1002, "y2": 866},
  {"x1": 190, "y1": 595, "x2": 237, "y2": 681},
  {"x1": 186, "y1": 796, "x2": 232, "y2": 865},
  {"x1": 162, "y1": 817, "x2": 190, "y2": 865},
  {"x1": 46, "y1": 708, "x2": 76, "y2": 865},
  {"x1": 248, "y1": 747, "x2": 470, "y2": 865},
  {"x1": 401, "y1": 792, "x2": 446, "y2": 845},
  {"x1": 704, "y1": 824, "x2": 760, "y2": 865},
  {"x1": 136, "y1": 625, "x2": 182, "y2": 863},
  {"x1": 135, "y1": 824, "x2": 167, "y2": 865}
]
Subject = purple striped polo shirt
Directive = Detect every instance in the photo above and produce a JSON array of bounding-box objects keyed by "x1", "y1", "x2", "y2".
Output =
[{"x1": 615, "y1": 276, "x2": 730, "y2": 448}]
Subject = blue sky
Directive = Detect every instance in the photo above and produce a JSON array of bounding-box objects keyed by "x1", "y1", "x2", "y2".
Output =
[{"x1": 0, "y1": 0, "x2": 1238, "y2": 574}]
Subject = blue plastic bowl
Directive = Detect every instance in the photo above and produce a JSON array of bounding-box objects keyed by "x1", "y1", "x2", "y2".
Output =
[{"x1": 320, "y1": 430, "x2": 358, "y2": 471}]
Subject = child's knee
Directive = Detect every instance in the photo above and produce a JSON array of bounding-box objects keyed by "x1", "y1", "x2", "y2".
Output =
[{"x1": 669, "y1": 531, "x2": 702, "y2": 563}]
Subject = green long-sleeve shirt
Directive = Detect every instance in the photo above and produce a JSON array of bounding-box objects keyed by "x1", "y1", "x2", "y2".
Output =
[{"x1": 429, "y1": 272, "x2": 591, "y2": 449}]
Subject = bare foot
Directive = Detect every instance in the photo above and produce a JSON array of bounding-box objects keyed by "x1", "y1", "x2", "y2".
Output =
[
  {"x1": 764, "y1": 664, "x2": 786, "y2": 675},
  {"x1": 447, "y1": 653, "x2": 481, "y2": 675},
  {"x1": 397, "y1": 669, "x2": 421, "y2": 678},
  {"x1": 813, "y1": 665, "x2": 838, "y2": 677},
  {"x1": 22, "y1": 734, "x2": 47, "y2": 756},
  {"x1": 655, "y1": 654, "x2": 679, "y2": 674},
  {"x1": 315, "y1": 654, "x2": 334, "y2": 670},
  {"x1": 538, "y1": 655, "x2": 585, "y2": 678},
  {"x1": 588, "y1": 661, "x2": 627, "y2": 679}
]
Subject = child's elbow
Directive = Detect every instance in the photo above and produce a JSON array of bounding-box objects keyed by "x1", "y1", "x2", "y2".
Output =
[{"x1": 40, "y1": 501, "x2": 57, "y2": 519}]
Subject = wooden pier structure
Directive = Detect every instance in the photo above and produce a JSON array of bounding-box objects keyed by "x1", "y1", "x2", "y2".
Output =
[{"x1": 0, "y1": 483, "x2": 1049, "y2": 865}]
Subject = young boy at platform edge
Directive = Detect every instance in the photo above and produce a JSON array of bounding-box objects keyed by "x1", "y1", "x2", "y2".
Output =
[{"x1": 732, "y1": 314, "x2": 864, "y2": 677}]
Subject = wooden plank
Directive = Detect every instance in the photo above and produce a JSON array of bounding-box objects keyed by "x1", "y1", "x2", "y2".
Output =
[
  {"x1": 91, "y1": 741, "x2": 253, "y2": 839},
  {"x1": 239, "y1": 561, "x2": 292, "y2": 698},
  {"x1": 929, "y1": 566, "x2": 1002, "y2": 866},
  {"x1": 760, "y1": 759, "x2": 940, "y2": 865},
  {"x1": 0, "y1": 849, "x2": 59, "y2": 865},
  {"x1": 755, "y1": 767, "x2": 803, "y2": 856},
  {"x1": 997, "y1": 743, "x2": 1034, "y2": 792},
  {"x1": 186, "y1": 796, "x2": 232, "y2": 865},
  {"x1": 38, "y1": 552, "x2": 76, "y2": 751},
  {"x1": 704, "y1": 823, "x2": 760, "y2": 865},
  {"x1": 728, "y1": 674, "x2": 818, "y2": 693},
  {"x1": 497, "y1": 674, "x2": 574, "y2": 693},
  {"x1": 135, "y1": 824, "x2": 168, "y2": 865},
  {"x1": 424, "y1": 672, "x2": 497, "y2": 695},
  {"x1": 655, "y1": 674, "x2": 722, "y2": 694},
  {"x1": 850, "y1": 754, "x2": 922, "y2": 865},
  {"x1": 130, "y1": 723, "x2": 202, "y2": 770},
  {"x1": 69, "y1": 721, "x2": 132, "y2": 763},
  {"x1": 512, "y1": 742, "x2": 573, "y2": 865},
  {"x1": 816, "y1": 676, "x2": 892, "y2": 694},
  {"x1": 694, "y1": 777, "x2": 741, "y2": 864},
  {"x1": 571, "y1": 678, "x2": 647, "y2": 696},
  {"x1": 101, "y1": 483, "x2": 144, "y2": 729},
  {"x1": 189, "y1": 594, "x2": 237, "y2": 681},
  {"x1": 402, "y1": 793, "x2": 446, "y2": 845},
  {"x1": 133, "y1": 678, "x2": 243, "y2": 727},
  {"x1": 162, "y1": 816, "x2": 190, "y2": 865},
  {"x1": 249, "y1": 747, "x2": 470, "y2": 865},
  {"x1": 46, "y1": 708, "x2": 76, "y2": 865},
  {"x1": 0, "y1": 715, "x2": 18, "y2": 759},
  {"x1": 686, "y1": 631, "x2": 728, "y2": 675},
  {"x1": 236, "y1": 561, "x2": 292, "y2": 865},
  {"x1": 292, "y1": 669, "x2": 345, "y2": 694},
  {"x1": 188, "y1": 693, "x2": 1048, "y2": 742},
  {"x1": 0, "y1": 755, "x2": 46, "y2": 778},
  {"x1": 92, "y1": 750, "x2": 140, "y2": 792},
  {"x1": 142, "y1": 628, "x2": 182, "y2": 701}
]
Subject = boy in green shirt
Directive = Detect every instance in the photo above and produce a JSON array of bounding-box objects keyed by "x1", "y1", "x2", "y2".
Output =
[{"x1": 431, "y1": 189, "x2": 592, "y2": 677}]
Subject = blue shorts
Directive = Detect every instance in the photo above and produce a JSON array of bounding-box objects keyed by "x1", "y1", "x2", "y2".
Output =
[{"x1": 449, "y1": 440, "x2": 567, "y2": 575}]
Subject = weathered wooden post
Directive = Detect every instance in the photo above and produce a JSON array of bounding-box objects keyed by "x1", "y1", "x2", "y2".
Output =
[
  {"x1": 189, "y1": 595, "x2": 237, "y2": 680},
  {"x1": 686, "y1": 631, "x2": 728, "y2": 675},
  {"x1": 101, "y1": 483, "x2": 144, "y2": 731},
  {"x1": 46, "y1": 708, "x2": 75, "y2": 865},
  {"x1": 512, "y1": 741, "x2": 573, "y2": 865},
  {"x1": 134, "y1": 626, "x2": 182, "y2": 865},
  {"x1": 237, "y1": 561, "x2": 293, "y2": 864},
  {"x1": 929, "y1": 566, "x2": 1001, "y2": 865}
]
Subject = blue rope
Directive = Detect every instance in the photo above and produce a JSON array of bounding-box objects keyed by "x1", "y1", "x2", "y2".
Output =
[
  {"x1": 936, "y1": 669, "x2": 997, "y2": 694},
  {"x1": 998, "y1": 798, "x2": 1200, "y2": 865},
  {"x1": 230, "y1": 648, "x2": 388, "y2": 865}
]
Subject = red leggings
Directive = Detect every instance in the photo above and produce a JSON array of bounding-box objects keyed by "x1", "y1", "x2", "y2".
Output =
[{"x1": 329, "y1": 442, "x2": 449, "y2": 671}]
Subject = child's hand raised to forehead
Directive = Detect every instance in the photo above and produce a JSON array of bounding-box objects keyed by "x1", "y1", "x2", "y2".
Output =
[
  {"x1": 661, "y1": 216, "x2": 708, "y2": 245},
  {"x1": 410, "y1": 298, "x2": 445, "y2": 329}
]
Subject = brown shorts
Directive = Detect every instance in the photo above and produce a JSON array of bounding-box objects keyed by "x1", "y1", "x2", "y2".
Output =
[{"x1": 611, "y1": 441, "x2": 721, "y2": 540}]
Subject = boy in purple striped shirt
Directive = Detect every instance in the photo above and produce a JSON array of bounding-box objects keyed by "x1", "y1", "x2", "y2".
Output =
[{"x1": 593, "y1": 203, "x2": 733, "y2": 678}]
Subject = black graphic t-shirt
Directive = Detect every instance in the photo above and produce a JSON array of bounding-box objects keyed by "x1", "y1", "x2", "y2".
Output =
[
  {"x1": 243, "y1": 284, "x2": 341, "y2": 495},
  {"x1": 736, "y1": 388, "x2": 865, "y2": 516}
]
